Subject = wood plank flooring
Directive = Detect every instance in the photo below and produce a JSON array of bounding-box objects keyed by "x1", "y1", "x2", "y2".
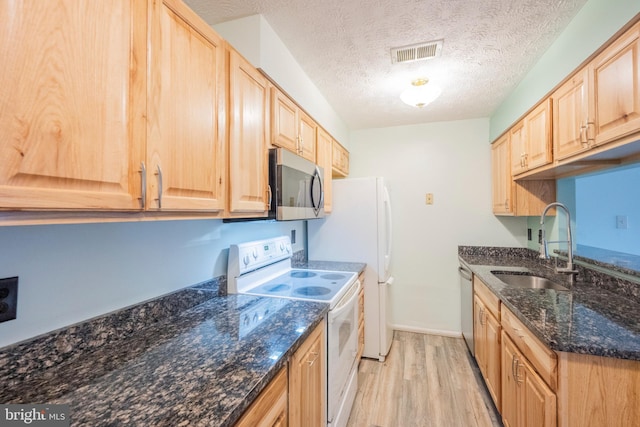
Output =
[{"x1": 346, "y1": 331, "x2": 503, "y2": 427}]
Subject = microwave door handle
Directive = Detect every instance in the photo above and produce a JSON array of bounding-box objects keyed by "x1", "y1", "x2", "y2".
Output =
[{"x1": 311, "y1": 165, "x2": 324, "y2": 216}]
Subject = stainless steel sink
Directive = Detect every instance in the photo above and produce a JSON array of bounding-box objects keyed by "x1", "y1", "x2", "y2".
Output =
[{"x1": 491, "y1": 271, "x2": 569, "y2": 291}]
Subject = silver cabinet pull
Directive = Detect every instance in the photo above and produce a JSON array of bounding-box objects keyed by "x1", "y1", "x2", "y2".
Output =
[
  {"x1": 139, "y1": 162, "x2": 146, "y2": 209},
  {"x1": 267, "y1": 184, "x2": 272, "y2": 210},
  {"x1": 155, "y1": 165, "x2": 163, "y2": 209},
  {"x1": 307, "y1": 350, "x2": 319, "y2": 366}
]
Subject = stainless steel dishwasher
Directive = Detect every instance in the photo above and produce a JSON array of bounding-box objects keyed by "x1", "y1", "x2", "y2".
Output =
[{"x1": 459, "y1": 257, "x2": 474, "y2": 355}]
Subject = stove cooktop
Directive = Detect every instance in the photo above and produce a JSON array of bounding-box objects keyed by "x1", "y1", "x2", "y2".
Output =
[{"x1": 242, "y1": 269, "x2": 357, "y2": 306}]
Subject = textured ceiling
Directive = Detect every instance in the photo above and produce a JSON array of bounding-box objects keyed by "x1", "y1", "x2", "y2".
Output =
[{"x1": 185, "y1": 0, "x2": 588, "y2": 130}]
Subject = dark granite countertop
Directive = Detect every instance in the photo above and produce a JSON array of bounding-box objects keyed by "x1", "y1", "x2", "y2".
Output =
[
  {"x1": 0, "y1": 286, "x2": 328, "y2": 426},
  {"x1": 294, "y1": 260, "x2": 366, "y2": 275},
  {"x1": 459, "y1": 247, "x2": 640, "y2": 361}
]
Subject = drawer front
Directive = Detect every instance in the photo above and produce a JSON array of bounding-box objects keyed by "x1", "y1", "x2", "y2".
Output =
[
  {"x1": 473, "y1": 276, "x2": 500, "y2": 320},
  {"x1": 502, "y1": 306, "x2": 557, "y2": 391}
]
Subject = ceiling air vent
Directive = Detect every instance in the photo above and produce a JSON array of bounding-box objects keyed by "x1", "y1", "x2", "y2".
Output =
[{"x1": 391, "y1": 39, "x2": 443, "y2": 64}]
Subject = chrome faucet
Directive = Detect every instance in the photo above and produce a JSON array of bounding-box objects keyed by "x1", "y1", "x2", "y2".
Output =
[{"x1": 539, "y1": 202, "x2": 578, "y2": 284}]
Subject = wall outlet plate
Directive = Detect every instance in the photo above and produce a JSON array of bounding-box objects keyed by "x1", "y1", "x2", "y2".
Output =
[{"x1": 0, "y1": 276, "x2": 18, "y2": 322}]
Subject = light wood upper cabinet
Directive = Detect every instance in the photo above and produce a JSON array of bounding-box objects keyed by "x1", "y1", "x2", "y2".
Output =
[
  {"x1": 298, "y1": 111, "x2": 317, "y2": 161},
  {"x1": 289, "y1": 321, "x2": 327, "y2": 427},
  {"x1": 316, "y1": 128, "x2": 333, "y2": 213},
  {"x1": 552, "y1": 68, "x2": 590, "y2": 161},
  {"x1": 0, "y1": 0, "x2": 146, "y2": 210},
  {"x1": 492, "y1": 134, "x2": 512, "y2": 214},
  {"x1": 589, "y1": 21, "x2": 640, "y2": 147},
  {"x1": 226, "y1": 47, "x2": 270, "y2": 216},
  {"x1": 511, "y1": 100, "x2": 552, "y2": 176},
  {"x1": 271, "y1": 88, "x2": 299, "y2": 154},
  {"x1": 332, "y1": 140, "x2": 350, "y2": 177},
  {"x1": 271, "y1": 87, "x2": 317, "y2": 161},
  {"x1": 525, "y1": 99, "x2": 553, "y2": 170},
  {"x1": 147, "y1": 0, "x2": 225, "y2": 212}
]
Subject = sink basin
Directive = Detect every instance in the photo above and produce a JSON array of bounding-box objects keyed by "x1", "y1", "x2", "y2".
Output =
[{"x1": 491, "y1": 271, "x2": 569, "y2": 291}]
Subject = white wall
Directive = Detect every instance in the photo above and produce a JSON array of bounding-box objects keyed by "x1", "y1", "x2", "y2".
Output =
[
  {"x1": 0, "y1": 220, "x2": 305, "y2": 348},
  {"x1": 349, "y1": 119, "x2": 526, "y2": 335}
]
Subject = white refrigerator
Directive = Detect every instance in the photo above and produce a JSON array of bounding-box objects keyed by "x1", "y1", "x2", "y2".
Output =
[{"x1": 308, "y1": 177, "x2": 394, "y2": 361}]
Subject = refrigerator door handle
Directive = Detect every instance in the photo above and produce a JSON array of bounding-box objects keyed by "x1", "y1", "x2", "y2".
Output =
[{"x1": 383, "y1": 185, "x2": 393, "y2": 272}]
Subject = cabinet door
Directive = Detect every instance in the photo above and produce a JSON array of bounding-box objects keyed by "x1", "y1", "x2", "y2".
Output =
[
  {"x1": 331, "y1": 140, "x2": 349, "y2": 177},
  {"x1": 486, "y1": 311, "x2": 502, "y2": 413},
  {"x1": 474, "y1": 295, "x2": 487, "y2": 374},
  {"x1": 235, "y1": 367, "x2": 288, "y2": 427},
  {"x1": 590, "y1": 22, "x2": 640, "y2": 147},
  {"x1": 271, "y1": 88, "x2": 299, "y2": 153},
  {"x1": 491, "y1": 134, "x2": 513, "y2": 215},
  {"x1": 298, "y1": 111, "x2": 317, "y2": 161},
  {"x1": 148, "y1": 0, "x2": 225, "y2": 211},
  {"x1": 289, "y1": 322, "x2": 327, "y2": 427},
  {"x1": 552, "y1": 68, "x2": 590, "y2": 161},
  {"x1": 502, "y1": 333, "x2": 519, "y2": 427},
  {"x1": 522, "y1": 359, "x2": 556, "y2": 427},
  {"x1": 316, "y1": 128, "x2": 333, "y2": 213},
  {"x1": 0, "y1": 0, "x2": 146, "y2": 210},
  {"x1": 510, "y1": 121, "x2": 527, "y2": 176},
  {"x1": 525, "y1": 100, "x2": 552, "y2": 170},
  {"x1": 227, "y1": 49, "x2": 270, "y2": 215}
]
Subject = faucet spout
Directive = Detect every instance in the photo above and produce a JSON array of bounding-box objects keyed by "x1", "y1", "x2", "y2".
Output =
[{"x1": 539, "y1": 202, "x2": 578, "y2": 283}]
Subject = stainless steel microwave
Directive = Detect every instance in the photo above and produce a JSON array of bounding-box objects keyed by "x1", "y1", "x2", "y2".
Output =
[{"x1": 269, "y1": 148, "x2": 324, "y2": 221}]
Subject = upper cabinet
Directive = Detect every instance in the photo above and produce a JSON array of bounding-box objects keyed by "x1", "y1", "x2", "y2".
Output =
[
  {"x1": 492, "y1": 134, "x2": 512, "y2": 214},
  {"x1": 316, "y1": 128, "x2": 333, "y2": 213},
  {"x1": 0, "y1": 0, "x2": 147, "y2": 210},
  {"x1": 552, "y1": 68, "x2": 590, "y2": 161},
  {"x1": 271, "y1": 87, "x2": 317, "y2": 162},
  {"x1": 226, "y1": 47, "x2": 270, "y2": 217},
  {"x1": 589, "y1": 21, "x2": 640, "y2": 147},
  {"x1": 332, "y1": 140, "x2": 350, "y2": 177},
  {"x1": 147, "y1": 0, "x2": 225, "y2": 212},
  {"x1": 510, "y1": 100, "x2": 552, "y2": 176}
]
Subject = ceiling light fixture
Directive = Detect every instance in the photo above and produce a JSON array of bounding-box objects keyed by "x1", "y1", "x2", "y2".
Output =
[{"x1": 400, "y1": 78, "x2": 442, "y2": 108}]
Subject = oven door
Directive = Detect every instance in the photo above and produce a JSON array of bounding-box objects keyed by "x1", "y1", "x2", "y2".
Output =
[{"x1": 327, "y1": 279, "x2": 360, "y2": 424}]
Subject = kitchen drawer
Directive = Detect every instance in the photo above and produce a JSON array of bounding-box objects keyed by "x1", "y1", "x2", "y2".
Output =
[
  {"x1": 502, "y1": 305, "x2": 557, "y2": 391},
  {"x1": 473, "y1": 276, "x2": 500, "y2": 319},
  {"x1": 235, "y1": 367, "x2": 288, "y2": 427}
]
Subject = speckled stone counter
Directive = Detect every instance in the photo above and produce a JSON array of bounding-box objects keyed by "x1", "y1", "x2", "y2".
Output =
[
  {"x1": 0, "y1": 282, "x2": 328, "y2": 426},
  {"x1": 459, "y1": 246, "x2": 640, "y2": 361},
  {"x1": 294, "y1": 260, "x2": 366, "y2": 275}
]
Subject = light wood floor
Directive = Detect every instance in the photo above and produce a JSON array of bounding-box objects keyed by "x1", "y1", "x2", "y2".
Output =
[{"x1": 346, "y1": 331, "x2": 503, "y2": 427}]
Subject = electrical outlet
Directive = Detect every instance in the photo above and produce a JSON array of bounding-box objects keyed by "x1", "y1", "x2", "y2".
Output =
[
  {"x1": 425, "y1": 193, "x2": 434, "y2": 205},
  {"x1": 527, "y1": 228, "x2": 532, "y2": 241},
  {"x1": 291, "y1": 229, "x2": 296, "y2": 244},
  {"x1": 616, "y1": 215, "x2": 628, "y2": 229},
  {"x1": 0, "y1": 276, "x2": 18, "y2": 323}
]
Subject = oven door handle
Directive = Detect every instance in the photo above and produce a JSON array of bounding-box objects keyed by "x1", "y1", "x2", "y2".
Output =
[{"x1": 329, "y1": 280, "x2": 361, "y2": 322}]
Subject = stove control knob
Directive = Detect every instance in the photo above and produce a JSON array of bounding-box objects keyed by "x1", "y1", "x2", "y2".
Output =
[
  {"x1": 243, "y1": 254, "x2": 250, "y2": 266},
  {"x1": 279, "y1": 242, "x2": 285, "y2": 252},
  {"x1": 252, "y1": 248, "x2": 258, "y2": 259}
]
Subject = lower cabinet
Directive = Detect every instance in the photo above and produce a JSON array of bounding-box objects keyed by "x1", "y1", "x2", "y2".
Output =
[
  {"x1": 289, "y1": 321, "x2": 327, "y2": 427},
  {"x1": 502, "y1": 332, "x2": 557, "y2": 427},
  {"x1": 235, "y1": 321, "x2": 327, "y2": 427},
  {"x1": 235, "y1": 367, "x2": 288, "y2": 427}
]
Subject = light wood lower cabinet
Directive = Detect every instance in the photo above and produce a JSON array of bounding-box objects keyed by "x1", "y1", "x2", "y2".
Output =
[
  {"x1": 502, "y1": 332, "x2": 557, "y2": 427},
  {"x1": 289, "y1": 321, "x2": 327, "y2": 427},
  {"x1": 473, "y1": 277, "x2": 501, "y2": 411},
  {"x1": 235, "y1": 367, "x2": 288, "y2": 427}
]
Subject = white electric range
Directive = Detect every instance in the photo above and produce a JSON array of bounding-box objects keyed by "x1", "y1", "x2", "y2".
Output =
[{"x1": 227, "y1": 236, "x2": 360, "y2": 427}]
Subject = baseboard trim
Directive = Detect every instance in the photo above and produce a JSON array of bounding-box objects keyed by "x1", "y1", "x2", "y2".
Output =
[{"x1": 392, "y1": 324, "x2": 462, "y2": 338}]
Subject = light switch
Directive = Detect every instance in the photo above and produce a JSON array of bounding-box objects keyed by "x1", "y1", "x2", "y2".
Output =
[{"x1": 425, "y1": 193, "x2": 434, "y2": 205}]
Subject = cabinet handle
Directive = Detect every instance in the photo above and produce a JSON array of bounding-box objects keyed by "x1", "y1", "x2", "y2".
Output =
[
  {"x1": 155, "y1": 165, "x2": 163, "y2": 209},
  {"x1": 511, "y1": 354, "x2": 517, "y2": 379},
  {"x1": 139, "y1": 162, "x2": 147, "y2": 209},
  {"x1": 516, "y1": 361, "x2": 524, "y2": 384},
  {"x1": 307, "y1": 350, "x2": 319, "y2": 366},
  {"x1": 586, "y1": 119, "x2": 595, "y2": 145},
  {"x1": 579, "y1": 122, "x2": 588, "y2": 146},
  {"x1": 479, "y1": 307, "x2": 485, "y2": 326},
  {"x1": 267, "y1": 184, "x2": 272, "y2": 210},
  {"x1": 504, "y1": 198, "x2": 509, "y2": 210}
]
